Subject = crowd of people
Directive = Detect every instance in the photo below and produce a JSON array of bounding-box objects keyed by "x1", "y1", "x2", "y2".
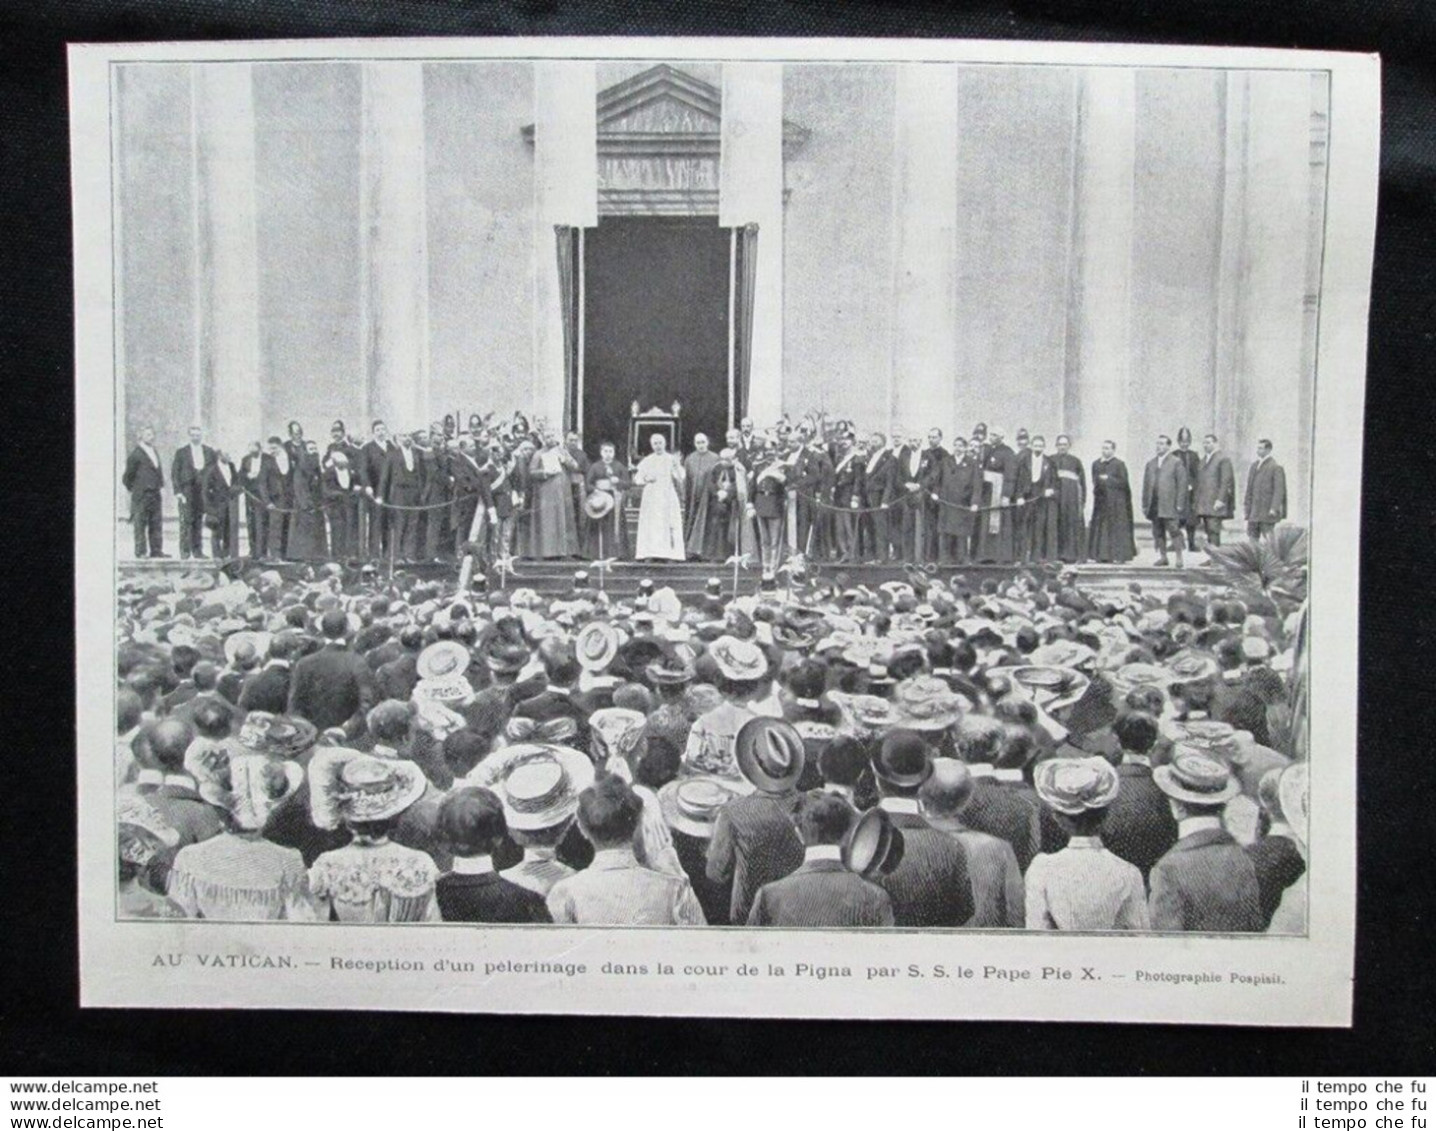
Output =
[
  {"x1": 123, "y1": 412, "x2": 1292, "y2": 577},
  {"x1": 115, "y1": 554, "x2": 1309, "y2": 932}
]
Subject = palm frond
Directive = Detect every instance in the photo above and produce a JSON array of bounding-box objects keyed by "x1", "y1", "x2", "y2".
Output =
[{"x1": 1206, "y1": 523, "x2": 1308, "y2": 608}]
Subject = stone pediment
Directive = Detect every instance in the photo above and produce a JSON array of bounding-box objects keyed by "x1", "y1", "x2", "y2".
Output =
[{"x1": 522, "y1": 63, "x2": 809, "y2": 157}]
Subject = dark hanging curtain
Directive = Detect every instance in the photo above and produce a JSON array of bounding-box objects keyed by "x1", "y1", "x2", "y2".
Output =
[
  {"x1": 555, "y1": 224, "x2": 581, "y2": 432},
  {"x1": 733, "y1": 222, "x2": 759, "y2": 422}
]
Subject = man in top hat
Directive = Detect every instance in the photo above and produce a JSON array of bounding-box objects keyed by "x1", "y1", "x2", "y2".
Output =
[
  {"x1": 286, "y1": 609, "x2": 376, "y2": 733},
  {"x1": 547, "y1": 775, "x2": 706, "y2": 925},
  {"x1": 918, "y1": 759, "x2": 1024, "y2": 928},
  {"x1": 1142, "y1": 434, "x2": 1190, "y2": 567},
  {"x1": 746, "y1": 792, "x2": 893, "y2": 927},
  {"x1": 1026, "y1": 757, "x2": 1150, "y2": 931},
  {"x1": 705, "y1": 718, "x2": 807, "y2": 924},
  {"x1": 434, "y1": 787, "x2": 552, "y2": 923},
  {"x1": 868, "y1": 730, "x2": 974, "y2": 927},
  {"x1": 1243, "y1": 438, "x2": 1288, "y2": 542},
  {"x1": 123, "y1": 424, "x2": 167, "y2": 558},
  {"x1": 1246, "y1": 766, "x2": 1307, "y2": 929},
  {"x1": 1148, "y1": 750, "x2": 1263, "y2": 931},
  {"x1": 1101, "y1": 711, "x2": 1178, "y2": 884},
  {"x1": 1192, "y1": 433, "x2": 1236, "y2": 549}
]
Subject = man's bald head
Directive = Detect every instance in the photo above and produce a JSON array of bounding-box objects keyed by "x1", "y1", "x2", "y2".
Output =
[
  {"x1": 147, "y1": 718, "x2": 195, "y2": 772},
  {"x1": 918, "y1": 758, "x2": 976, "y2": 820}
]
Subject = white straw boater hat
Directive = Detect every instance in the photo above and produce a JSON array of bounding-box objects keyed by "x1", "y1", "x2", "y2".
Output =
[
  {"x1": 658, "y1": 776, "x2": 747, "y2": 839},
  {"x1": 333, "y1": 757, "x2": 428, "y2": 824},
  {"x1": 1153, "y1": 749, "x2": 1241, "y2": 806},
  {"x1": 480, "y1": 743, "x2": 595, "y2": 831}
]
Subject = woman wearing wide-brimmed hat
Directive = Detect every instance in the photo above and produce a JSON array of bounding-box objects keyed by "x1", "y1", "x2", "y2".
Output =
[
  {"x1": 682, "y1": 635, "x2": 780, "y2": 780},
  {"x1": 1025, "y1": 756, "x2": 1150, "y2": 932},
  {"x1": 167, "y1": 757, "x2": 315, "y2": 922},
  {"x1": 308, "y1": 756, "x2": 441, "y2": 923}
]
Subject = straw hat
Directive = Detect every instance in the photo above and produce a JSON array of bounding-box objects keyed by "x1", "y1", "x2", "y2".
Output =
[
  {"x1": 583, "y1": 490, "x2": 615, "y2": 520},
  {"x1": 1034, "y1": 756, "x2": 1121, "y2": 816},
  {"x1": 1277, "y1": 762, "x2": 1309, "y2": 850},
  {"x1": 416, "y1": 640, "x2": 470, "y2": 682},
  {"x1": 334, "y1": 757, "x2": 428, "y2": 824},
  {"x1": 890, "y1": 675, "x2": 964, "y2": 732},
  {"x1": 1154, "y1": 749, "x2": 1241, "y2": 806},
  {"x1": 658, "y1": 776, "x2": 746, "y2": 839},
  {"x1": 483, "y1": 743, "x2": 595, "y2": 832},
  {"x1": 709, "y1": 635, "x2": 768, "y2": 682},
  {"x1": 576, "y1": 621, "x2": 625, "y2": 673},
  {"x1": 228, "y1": 756, "x2": 304, "y2": 831}
]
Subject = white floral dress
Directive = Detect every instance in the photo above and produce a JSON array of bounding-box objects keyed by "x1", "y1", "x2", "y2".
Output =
[{"x1": 308, "y1": 837, "x2": 441, "y2": 923}]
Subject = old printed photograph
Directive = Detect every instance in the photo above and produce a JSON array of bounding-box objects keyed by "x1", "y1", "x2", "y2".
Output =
[{"x1": 71, "y1": 38, "x2": 1377, "y2": 1022}]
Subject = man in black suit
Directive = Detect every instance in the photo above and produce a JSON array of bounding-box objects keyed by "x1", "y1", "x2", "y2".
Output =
[
  {"x1": 435, "y1": 788, "x2": 552, "y2": 923},
  {"x1": 747, "y1": 792, "x2": 893, "y2": 927},
  {"x1": 1103, "y1": 711, "x2": 1179, "y2": 884},
  {"x1": 201, "y1": 449, "x2": 241, "y2": 559},
  {"x1": 1247, "y1": 767, "x2": 1307, "y2": 928},
  {"x1": 378, "y1": 431, "x2": 425, "y2": 562},
  {"x1": 286, "y1": 610, "x2": 376, "y2": 732},
  {"x1": 359, "y1": 420, "x2": 393, "y2": 559},
  {"x1": 122, "y1": 425, "x2": 167, "y2": 558},
  {"x1": 170, "y1": 425, "x2": 215, "y2": 559},
  {"x1": 868, "y1": 731, "x2": 974, "y2": 927},
  {"x1": 375, "y1": 625, "x2": 425, "y2": 702},
  {"x1": 257, "y1": 436, "x2": 293, "y2": 560},
  {"x1": 859, "y1": 433, "x2": 898, "y2": 563},
  {"x1": 509, "y1": 639, "x2": 592, "y2": 749},
  {"x1": 953, "y1": 716, "x2": 1041, "y2": 871},
  {"x1": 830, "y1": 435, "x2": 864, "y2": 564},
  {"x1": 238, "y1": 632, "x2": 302, "y2": 715},
  {"x1": 896, "y1": 427, "x2": 946, "y2": 563}
]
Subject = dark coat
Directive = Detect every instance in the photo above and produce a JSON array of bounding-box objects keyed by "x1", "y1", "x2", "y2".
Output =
[
  {"x1": 872, "y1": 810, "x2": 975, "y2": 928},
  {"x1": 1101, "y1": 763, "x2": 1179, "y2": 883},
  {"x1": 172, "y1": 444, "x2": 216, "y2": 493},
  {"x1": 375, "y1": 653, "x2": 421, "y2": 703},
  {"x1": 1088, "y1": 457, "x2": 1137, "y2": 562},
  {"x1": 746, "y1": 858, "x2": 894, "y2": 927},
  {"x1": 1193, "y1": 452, "x2": 1236, "y2": 518},
  {"x1": 238, "y1": 663, "x2": 293, "y2": 715},
  {"x1": 1244, "y1": 457, "x2": 1288, "y2": 523},
  {"x1": 1141, "y1": 453, "x2": 1190, "y2": 521},
  {"x1": 831, "y1": 450, "x2": 864, "y2": 509},
  {"x1": 1149, "y1": 826, "x2": 1263, "y2": 932},
  {"x1": 936, "y1": 454, "x2": 980, "y2": 536},
  {"x1": 961, "y1": 779, "x2": 1040, "y2": 872},
  {"x1": 286, "y1": 644, "x2": 376, "y2": 731},
  {"x1": 706, "y1": 791, "x2": 805, "y2": 924},
  {"x1": 510, "y1": 688, "x2": 590, "y2": 748},
  {"x1": 435, "y1": 871, "x2": 553, "y2": 924},
  {"x1": 860, "y1": 449, "x2": 898, "y2": 508},
  {"x1": 1246, "y1": 834, "x2": 1306, "y2": 929},
  {"x1": 379, "y1": 447, "x2": 425, "y2": 505},
  {"x1": 122, "y1": 445, "x2": 165, "y2": 495}
]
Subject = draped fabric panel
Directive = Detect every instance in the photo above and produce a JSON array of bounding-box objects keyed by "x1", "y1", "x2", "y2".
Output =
[
  {"x1": 554, "y1": 225, "x2": 581, "y2": 432},
  {"x1": 733, "y1": 223, "x2": 759, "y2": 423},
  {"x1": 719, "y1": 64, "x2": 783, "y2": 425},
  {"x1": 534, "y1": 62, "x2": 598, "y2": 428}
]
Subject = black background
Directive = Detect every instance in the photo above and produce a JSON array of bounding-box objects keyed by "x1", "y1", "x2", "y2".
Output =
[
  {"x1": 583, "y1": 216, "x2": 732, "y2": 459},
  {"x1": 1, "y1": 0, "x2": 1431, "y2": 1076}
]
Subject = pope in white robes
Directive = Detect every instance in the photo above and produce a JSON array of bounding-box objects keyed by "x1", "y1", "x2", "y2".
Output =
[{"x1": 633, "y1": 433, "x2": 686, "y2": 561}]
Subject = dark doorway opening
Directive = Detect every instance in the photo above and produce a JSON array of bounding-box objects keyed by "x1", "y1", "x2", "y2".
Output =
[{"x1": 582, "y1": 216, "x2": 731, "y2": 462}]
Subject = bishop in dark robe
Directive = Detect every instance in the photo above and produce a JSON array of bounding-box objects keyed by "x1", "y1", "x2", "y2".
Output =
[
  {"x1": 288, "y1": 442, "x2": 329, "y2": 561},
  {"x1": 973, "y1": 429, "x2": 1019, "y2": 564},
  {"x1": 1051, "y1": 435, "x2": 1087, "y2": 563},
  {"x1": 1087, "y1": 441, "x2": 1137, "y2": 563},
  {"x1": 526, "y1": 437, "x2": 579, "y2": 559},
  {"x1": 682, "y1": 434, "x2": 721, "y2": 559}
]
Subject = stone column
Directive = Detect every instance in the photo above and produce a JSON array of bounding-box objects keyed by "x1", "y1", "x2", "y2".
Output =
[
  {"x1": 192, "y1": 63, "x2": 261, "y2": 457},
  {"x1": 889, "y1": 64, "x2": 958, "y2": 439},
  {"x1": 359, "y1": 61, "x2": 431, "y2": 433},
  {"x1": 1065, "y1": 69, "x2": 1136, "y2": 460}
]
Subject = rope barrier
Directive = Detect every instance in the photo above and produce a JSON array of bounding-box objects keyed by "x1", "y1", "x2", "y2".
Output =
[{"x1": 240, "y1": 486, "x2": 488, "y2": 516}]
